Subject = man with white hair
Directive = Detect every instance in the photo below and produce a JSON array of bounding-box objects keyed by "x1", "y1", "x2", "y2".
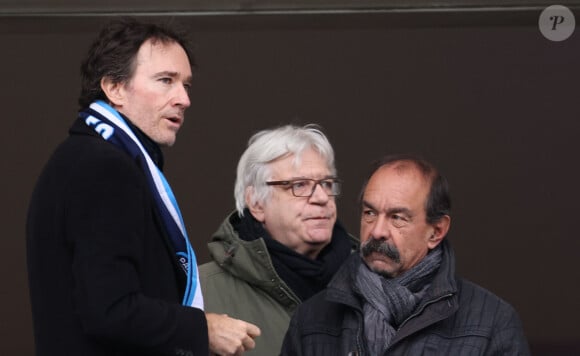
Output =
[{"x1": 199, "y1": 124, "x2": 357, "y2": 355}]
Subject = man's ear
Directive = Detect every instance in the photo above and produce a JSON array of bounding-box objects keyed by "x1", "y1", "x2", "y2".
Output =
[
  {"x1": 427, "y1": 215, "x2": 451, "y2": 249},
  {"x1": 100, "y1": 77, "x2": 125, "y2": 107},
  {"x1": 245, "y1": 186, "x2": 265, "y2": 222}
]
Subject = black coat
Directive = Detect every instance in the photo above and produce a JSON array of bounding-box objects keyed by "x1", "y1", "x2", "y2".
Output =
[
  {"x1": 26, "y1": 120, "x2": 208, "y2": 356},
  {"x1": 281, "y1": 240, "x2": 530, "y2": 356}
]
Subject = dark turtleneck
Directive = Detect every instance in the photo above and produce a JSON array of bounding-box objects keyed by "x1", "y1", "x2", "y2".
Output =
[{"x1": 232, "y1": 209, "x2": 355, "y2": 302}]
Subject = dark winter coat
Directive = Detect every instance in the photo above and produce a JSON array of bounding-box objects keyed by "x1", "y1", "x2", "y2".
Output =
[
  {"x1": 26, "y1": 120, "x2": 208, "y2": 356},
  {"x1": 281, "y1": 240, "x2": 530, "y2": 356}
]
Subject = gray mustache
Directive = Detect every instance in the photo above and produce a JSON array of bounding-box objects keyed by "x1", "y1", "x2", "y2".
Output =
[{"x1": 360, "y1": 238, "x2": 401, "y2": 263}]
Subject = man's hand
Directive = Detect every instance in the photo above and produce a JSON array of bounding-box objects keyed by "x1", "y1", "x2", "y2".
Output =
[{"x1": 206, "y1": 312, "x2": 261, "y2": 355}]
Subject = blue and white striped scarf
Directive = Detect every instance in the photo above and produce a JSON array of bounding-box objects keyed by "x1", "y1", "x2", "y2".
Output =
[{"x1": 79, "y1": 100, "x2": 203, "y2": 309}]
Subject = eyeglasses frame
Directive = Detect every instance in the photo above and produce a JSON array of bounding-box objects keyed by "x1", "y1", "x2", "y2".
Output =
[{"x1": 265, "y1": 177, "x2": 342, "y2": 198}]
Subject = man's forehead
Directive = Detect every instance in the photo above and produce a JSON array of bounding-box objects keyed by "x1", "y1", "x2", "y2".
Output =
[
  {"x1": 364, "y1": 166, "x2": 429, "y2": 201},
  {"x1": 375, "y1": 163, "x2": 427, "y2": 183},
  {"x1": 136, "y1": 39, "x2": 189, "y2": 64},
  {"x1": 129, "y1": 41, "x2": 191, "y2": 82}
]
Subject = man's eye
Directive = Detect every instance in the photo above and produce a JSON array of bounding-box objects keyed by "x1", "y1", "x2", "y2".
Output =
[
  {"x1": 320, "y1": 180, "x2": 333, "y2": 189},
  {"x1": 292, "y1": 181, "x2": 308, "y2": 189},
  {"x1": 160, "y1": 77, "x2": 172, "y2": 84},
  {"x1": 391, "y1": 214, "x2": 409, "y2": 227},
  {"x1": 362, "y1": 210, "x2": 377, "y2": 222}
]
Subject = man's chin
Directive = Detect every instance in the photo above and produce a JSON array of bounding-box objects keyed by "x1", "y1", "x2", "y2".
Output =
[
  {"x1": 305, "y1": 231, "x2": 332, "y2": 245},
  {"x1": 364, "y1": 258, "x2": 396, "y2": 278},
  {"x1": 308, "y1": 239, "x2": 332, "y2": 246}
]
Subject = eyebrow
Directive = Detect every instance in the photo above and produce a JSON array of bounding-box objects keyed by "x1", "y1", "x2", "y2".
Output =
[
  {"x1": 154, "y1": 71, "x2": 192, "y2": 83},
  {"x1": 278, "y1": 175, "x2": 336, "y2": 181},
  {"x1": 362, "y1": 200, "x2": 413, "y2": 217},
  {"x1": 154, "y1": 71, "x2": 177, "y2": 78},
  {"x1": 362, "y1": 200, "x2": 376, "y2": 211}
]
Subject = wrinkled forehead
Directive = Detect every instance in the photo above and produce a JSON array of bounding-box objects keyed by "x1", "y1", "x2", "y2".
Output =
[
  {"x1": 293, "y1": 149, "x2": 333, "y2": 170},
  {"x1": 268, "y1": 149, "x2": 334, "y2": 178}
]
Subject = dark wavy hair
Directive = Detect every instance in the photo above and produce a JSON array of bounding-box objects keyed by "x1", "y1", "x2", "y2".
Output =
[
  {"x1": 359, "y1": 154, "x2": 451, "y2": 224},
  {"x1": 78, "y1": 17, "x2": 194, "y2": 109}
]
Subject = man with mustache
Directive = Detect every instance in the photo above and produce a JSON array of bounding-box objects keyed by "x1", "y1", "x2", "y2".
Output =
[
  {"x1": 199, "y1": 124, "x2": 358, "y2": 355},
  {"x1": 281, "y1": 154, "x2": 530, "y2": 355}
]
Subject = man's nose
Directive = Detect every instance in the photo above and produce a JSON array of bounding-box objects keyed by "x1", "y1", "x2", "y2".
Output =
[
  {"x1": 308, "y1": 182, "x2": 330, "y2": 203},
  {"x1": 369, "y1": 215, "x2": 390, "y2": 240},
  {"x1": 174, "y1": 84, "x2": 191, "y2": 108}
]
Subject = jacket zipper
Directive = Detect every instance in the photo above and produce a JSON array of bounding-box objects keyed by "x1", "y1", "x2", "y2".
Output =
[
  {"x1": 353, "y1": 307, "x2": 366, "y2": 356},
  {"x1": 397, "y1": 292, "x2": 454, "y2": 331}
]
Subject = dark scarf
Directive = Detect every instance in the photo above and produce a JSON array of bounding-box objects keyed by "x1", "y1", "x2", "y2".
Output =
[
  {"x1": 354, "y1": 246, "x2": 442, "y2": 355},
  {"x1": 78, "y1": 101, "x2": 202, "y2": 308},
  {"x1": 234, "y1": 210, "x2": 354, "y2": 301}
]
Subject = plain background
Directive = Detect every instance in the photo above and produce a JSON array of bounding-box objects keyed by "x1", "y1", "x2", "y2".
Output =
[{"x1": 2, "y1": 5, "x2": 579, "y2": 355}]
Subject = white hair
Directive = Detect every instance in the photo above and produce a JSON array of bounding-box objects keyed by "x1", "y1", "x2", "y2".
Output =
[{"x1": 234, "y1": 124, "x2": 336, "y2": 216}]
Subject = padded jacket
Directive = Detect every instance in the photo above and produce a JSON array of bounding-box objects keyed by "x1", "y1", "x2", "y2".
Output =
[
  {"x1": 199, "y1": 211, "x2": 358, "y2": 356},
  {"x1": 281, "y1": 240, "x2": 530, "y2": 356}
]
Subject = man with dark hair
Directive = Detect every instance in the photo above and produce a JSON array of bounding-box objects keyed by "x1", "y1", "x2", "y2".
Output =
[
  {"x1": 26, "y1": 18, "x2": 258, "y2": 355},
  {"x1": 281, "y1": 154, "x2": 530, "y2": 355}
]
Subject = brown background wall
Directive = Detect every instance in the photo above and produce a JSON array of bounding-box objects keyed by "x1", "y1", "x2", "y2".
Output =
[{"x1": 2, "y1": 6, "x2": 579, "y2": 354}]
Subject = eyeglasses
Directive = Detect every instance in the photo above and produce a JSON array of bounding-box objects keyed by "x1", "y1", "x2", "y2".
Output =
[{"x1": 266, "y1": 178, "x2": 341, "y2": 197}]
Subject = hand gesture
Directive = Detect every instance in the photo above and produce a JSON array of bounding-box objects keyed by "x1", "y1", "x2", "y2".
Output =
[{"x1": 206, "y1": 313, "x2": 261, "y2": 355}]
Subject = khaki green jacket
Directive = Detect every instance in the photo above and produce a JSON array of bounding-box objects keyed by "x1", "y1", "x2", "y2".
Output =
[{"x1": 199, "y1": 211, "x2": 357, "y2": 356}]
